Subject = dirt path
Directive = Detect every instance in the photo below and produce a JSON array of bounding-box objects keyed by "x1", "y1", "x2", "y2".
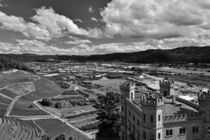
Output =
[
  {"x1": 10, "y1": 115, "x2": 54, "y2": 120},
  {"x1": 4, "y1": 96, "x2": 21, "y2": 116},
  {"x1": 33, "y1": 100, "x2": 93, "y2": 139}
]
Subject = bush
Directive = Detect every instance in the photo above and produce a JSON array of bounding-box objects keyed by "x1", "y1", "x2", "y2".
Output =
[
  {"x1": 54, "y1": 102, "x2": 62, "y2": 109},
  {"x1": 39, "y1": 98, "x2": 53, "y2": 106},
  {"x1": 80, "y1": 122, "x2": 98, "y2": 131}
]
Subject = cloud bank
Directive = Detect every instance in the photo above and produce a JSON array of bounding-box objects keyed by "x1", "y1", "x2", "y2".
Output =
[{"x1": 1, "y1": 0, "x2": 210, "y2": 55}]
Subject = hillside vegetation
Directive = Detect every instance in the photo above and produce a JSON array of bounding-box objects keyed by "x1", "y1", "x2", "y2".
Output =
[{"x1": 0, "y1": 56, "x2": 34, "y2": 73}]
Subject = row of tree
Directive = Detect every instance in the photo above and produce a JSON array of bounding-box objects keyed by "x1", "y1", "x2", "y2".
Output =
[{"x1": 0, "y1": 56, "x2": 35, "y2": 73}]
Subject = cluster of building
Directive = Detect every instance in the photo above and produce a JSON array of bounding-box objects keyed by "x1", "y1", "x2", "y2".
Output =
[{"x1": 120, "y1": 77, "x2": 210, "y2": 140}]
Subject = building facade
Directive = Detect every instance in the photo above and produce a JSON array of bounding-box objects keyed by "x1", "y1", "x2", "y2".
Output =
[{"x1": 120, "y1": 78, "x2": 210, "y2": 140}]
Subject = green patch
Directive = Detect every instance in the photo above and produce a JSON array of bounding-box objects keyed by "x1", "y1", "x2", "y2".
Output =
[
  {"x1": 0, "y1": 104, "x2": 7, "y2": 115},
  {"x1": 10, "y1": 107, "x2": 48, "y2": 116},
  {"x1": 0, "y1": 89, "x2": 17, "y2": 99},
  {"x1": 0, "y1": 95, "x2": 12, "y2": 104},
  {"x1": 35, "y1": 119, "x2": 73, "y2": 138}
]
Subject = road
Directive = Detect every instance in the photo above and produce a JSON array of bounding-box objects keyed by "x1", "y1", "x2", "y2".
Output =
[
  {"x1": 4, "y1": 96, "x2": 21, "y2": 116},
  {"x1": 33, "y1": 100, "x2": 94, "y2": 139}
]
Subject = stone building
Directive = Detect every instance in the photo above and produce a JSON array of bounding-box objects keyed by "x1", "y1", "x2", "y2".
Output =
[{"x1": 120, "y1": 78, "x2": 210, "y2": 140}]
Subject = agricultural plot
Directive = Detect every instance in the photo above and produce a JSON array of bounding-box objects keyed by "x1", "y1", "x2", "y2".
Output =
[
  {"x1": 0, "y1": 70, "x2": 63, "y2": 117},
  {"x1": 35, "y1": 119, "x2": 74, "y2": 138},
  {"x1": 87, "y1": 78, "x2": 124, "y2": 93},
  {"x1": 31, "y1": 78, "x2": 63, "y2": 98},
  {"x1": 0, "y1": 70, "x2": 38, "y2": 88},
  {"x1": 0, "y1": 95, "x2": 12, "y2": 104},
  {"x1": 0, "y1": 89, "x2": 18, "y2": 99},
  {"x1": 7, "y1": 81, "x2": 35, "y2": 96},
  {"x1": 0, "y1": 104, "x2": 7, "y2": 115},
  {"x1": 10, "y1": 107, "x2": 48, "y2": 116},
  {"x1": 10, "y1": 95, "x2": 48, "y2": 116}
]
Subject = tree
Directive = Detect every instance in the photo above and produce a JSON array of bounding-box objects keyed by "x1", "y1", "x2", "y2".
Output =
[
  {"x1": 41, "y1": 135, "x2": 51, "y2": 140},
  {"x1": 55, "y1": 133, "x2": 66, "y2": 140},
  {"x1": 39, "y1": 98, "x2": 53, "y2": 106},
  {"x1": 54, "y1": 102, "x2": 62, "y2": 109},
  {"x1": 93, "y1": 92, "x2": 121, "y2": 140}
]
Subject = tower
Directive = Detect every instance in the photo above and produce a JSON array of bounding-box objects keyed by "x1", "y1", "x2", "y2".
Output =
[
  {"x1": 199, "y1": 88, "x2": 210, "y2": 121},
  {"x1": 198, "y1": 88, "x2": 210, "y2": 140},
  {"x1": 140, "y1": 95, "x2": 164, "y2": 140},
  {"x1": 159, "y1": 77, "x2": 172, "y2": 97},
  {"x1": 120, "y1": 80, "x2": 135, "y2": 140},
  {"x1": 120, "y1": 80, "x2": 136, "y2": 101}
]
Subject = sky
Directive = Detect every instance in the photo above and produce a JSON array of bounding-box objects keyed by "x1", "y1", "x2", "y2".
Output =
[{"x1": 0, "y1": 0, "x2": 210, "y2": 55}]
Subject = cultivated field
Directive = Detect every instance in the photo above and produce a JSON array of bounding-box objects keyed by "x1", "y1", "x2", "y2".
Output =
[{"x1": 0, "y1": 70, "x2": 63, "y2": 116}]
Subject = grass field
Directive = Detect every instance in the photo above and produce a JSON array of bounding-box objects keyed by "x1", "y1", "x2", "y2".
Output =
[
  {"x1": 87, "y1": 78, "x2": 124, "y2": 93},
  {"x1": 0, "y1": 104, "x2": 7, "y2": 115},
  {"x1": 10, "y1": 107, "x2": 48, "y2": 116},
  {"x1": 0, "y1": 95, "x2": 12, "y2": 104},
  {"x1": 35, "y1": 119, "x2": 74, "y2": 138},
  {"x1": 0, "y1": 89, "x2": 17, "y2": 99},
  {"x1": 0, "y1": 70, "x2": 63, "y2": 117},
  {"x1": 0, "y1": 71, "x2": 38, "y2": 88},
  {"x1": 31, "y1": 78, "x2": 63, "y2": 99}
]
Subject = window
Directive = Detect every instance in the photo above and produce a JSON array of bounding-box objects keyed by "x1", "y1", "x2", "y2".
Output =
[
  {"x1": 192, "y1": 126, "x2": 199, "y2": 133},
  {"x1": 137, "y1": 119, "x2": 140, "y2": 127},
  {"x1": 133, "y1": 115, "x2": 135, "y2": 121},
  {"x1": 179, "y1": 128, "x2": 186, "y2": 135},
  {"x1": 158, "y1": 115, "x2": 161, "y2": 121},
  {"x1": 129, "y1": 110, "x2": 131, "y2": 117},
  {"x1": 208, "y1": 127, "x2": 210, "y2": 133},
  {"x1": 128, "y1": 122, "x2": 131, "y2": 131},
  {"x1": 143, "y1": 113, "x2": 146, "y2": 122},
  {"x1": 158, "y1": 133, "x2": 161, "y2": 139},
  {"x1": 164, "y1": 91, "x2": 167, "y2": 96},
  {"x1": 150, "y1": 115, "x2": 154, "y2": 123},
  {"x1": 143, "y1": 131, "x2": 146, "y2": 139},
  {"x1": 150, "y1": 133, "x2": 154, "y2": 140},
  {"x1": 166, "y1": 129, "x2": 173, "y2": 136}
]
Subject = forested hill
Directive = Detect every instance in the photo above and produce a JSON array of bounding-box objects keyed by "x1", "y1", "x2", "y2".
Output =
[
  {"x1": 1, "y1": 46, "x2": 210, "y2": 63},
  {"x1": 0, "y1": 56, "x2": 34, "y2": 73}
]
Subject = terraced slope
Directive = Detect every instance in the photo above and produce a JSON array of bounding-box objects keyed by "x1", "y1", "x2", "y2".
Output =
[{"x1": 0, "y1": 116, "x2": 44, "y2": 140}]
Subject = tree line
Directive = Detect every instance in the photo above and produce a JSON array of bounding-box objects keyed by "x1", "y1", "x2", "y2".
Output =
[{"x1": 0, "y1": 56, "x2": 35, "y2": 73}]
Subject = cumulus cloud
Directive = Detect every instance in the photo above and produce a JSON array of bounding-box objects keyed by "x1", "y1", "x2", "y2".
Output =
[
  {"x1": 74, "y1": 19, "x2": 83, "y2": 23},
  {"x1": 65, "y1": 39, "x2": 91, "y2": 45},
  {"x1": 0, "y1": 40, "x2": 77, "y2": 55},
  {"x1": 32, "y1": 7, "x2": 88, "y2": 37},
  {"x1": 0, "y1": 0, "x2": 7, "y2": 7},
  {"x1": 91, "y1": 17, "x2": 98, "y2": 22},
  {"x1": 0, "y1": 7, "x2": 104, "y2": 41},
  {"x1": 0, "y1": 11, "x2": 51, "y2": 40},
  {"x1": 100, "y1": 0, "x2": 210, "y2": 41},
  {"x1": 88, "y1": 6, "x2": 95, "y2": 13}
]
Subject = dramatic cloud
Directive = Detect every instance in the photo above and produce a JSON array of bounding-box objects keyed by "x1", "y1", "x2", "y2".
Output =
[
  {"x1": 65, "y1": 39, "x2": 91, "y2": 45},
  {"x1": 1, "y1": 0, "x2": 210, "y2": 55},
  {"x1": 32, "y1": 7, "x2": 89, "y2": 37},
  {"x1": 100, "y1": 0, "x2": 210, "y2": 40},
  {"x1": 0, "y1": 11, "x2": 51, "y2": 40},
  {"x1": 0, "y1": 40, "x2": 75, "y2": 55},
  {"x1": 0, "y1": 7, "x2": 103, "y2": 41}
]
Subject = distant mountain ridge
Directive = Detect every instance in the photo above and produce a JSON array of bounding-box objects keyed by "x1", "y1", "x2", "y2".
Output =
[{"x1": 1, "y1": 46, "x2": 210, "y2": 63}]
